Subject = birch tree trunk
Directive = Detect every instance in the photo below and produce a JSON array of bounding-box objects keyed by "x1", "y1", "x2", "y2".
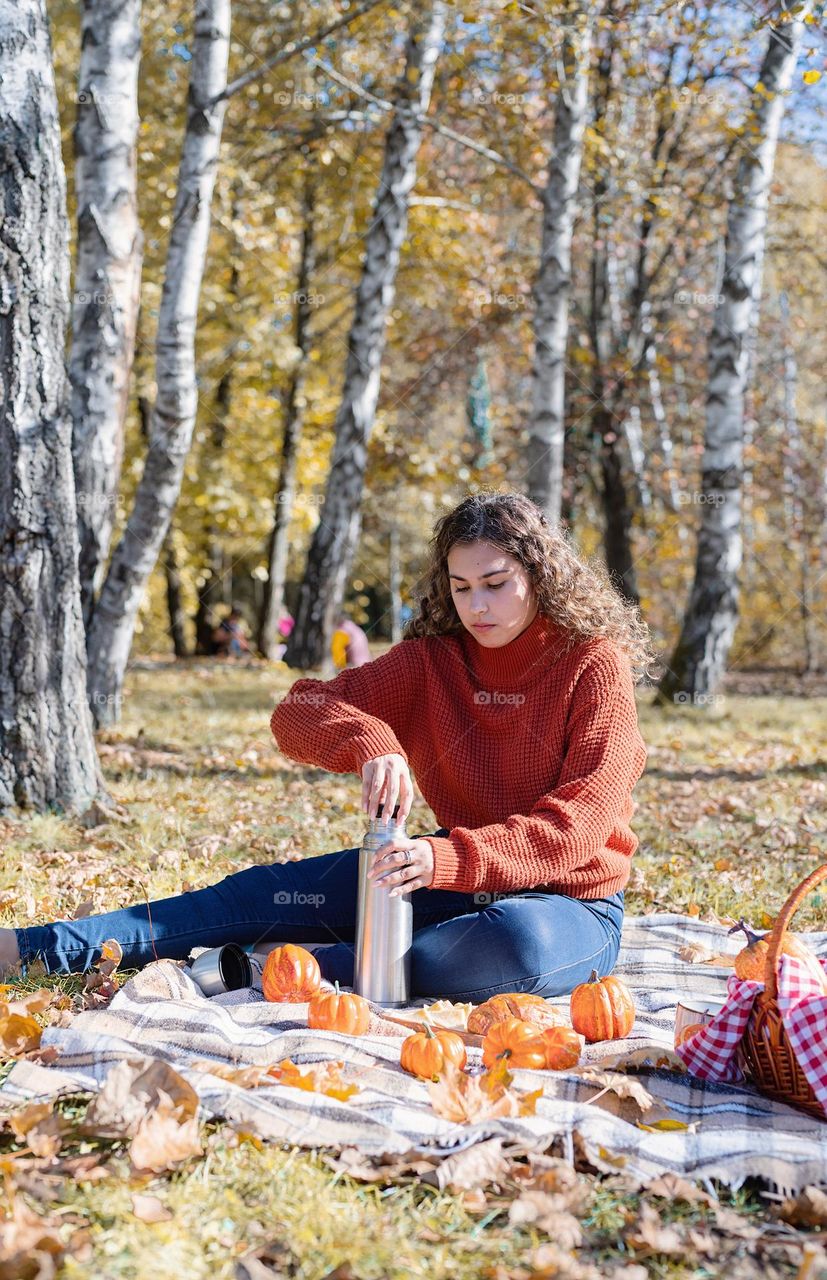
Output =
[
  {"x1": 258, "y1": 173, "x2": 318, "y2": 658},
  {"x1": 162, "y1": 526, "x2": 189, "y2": 659},
  {"x1": 70, "y1": 0, "x2": 143, "y2": 629},
  {"x1": 588, "y1": 27, "x2": 640, "y2": 604},
  {"x1": 0, "y1": 0, "x2": 105, "y2": 812},
  {"x1": 657, "y1": 10, "x2": 809, "y2": 704},
  {"x1": 525, "y1": 9, "x2": 592, "y2": 524},
  {"x1": 86, "y1": 0, "x2": 230, "y2": 725},
  {"x1": 284, "y1": 1, "x2": 446, "y2": 671},
  {"x1": 778, "y1": 291, "x2": 815, "y2": 673}
]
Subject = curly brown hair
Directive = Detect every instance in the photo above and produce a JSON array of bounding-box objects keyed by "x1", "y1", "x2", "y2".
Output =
[{"x1": 402, "y1": 491, "x2": 655, "y2": 683}]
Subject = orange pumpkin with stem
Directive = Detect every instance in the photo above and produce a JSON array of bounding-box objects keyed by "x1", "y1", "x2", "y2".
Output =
[
  {"x1": 570, "y1": 970, "x2": 635, "y2": 1042},
  {"x1": 400, "y1": 1020, "x2": 467, "y2": 1080},
  {"x1": 467, "y1": 992, "x2": 566, "y2": 1036},
  {"x1": 729, "y1": 919, "x2": 827, "y2": 992},
  {"x1": 481, "y1": 1017, "x2": 548, "y2": 1070},
  {"x1": 307, "y1": 980, "x2": 371, "y2": 1035},
  {"x1": 262, "y1": 944, "x2": 321, "y2": 1003},
  {"x1": 540, "y1": 1025, "x2": 582, "y2": 1070}
]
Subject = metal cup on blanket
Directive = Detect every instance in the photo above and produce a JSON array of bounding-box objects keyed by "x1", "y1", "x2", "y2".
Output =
[
  {"x1": 189, "y1": 943, "x2": 253, "y2": 996},
  {"x1": 354, "y1": 802, "x2": 413, "y2": 1007},
  {"x1": 674, "y1": 997, "x2": 727, "y2": 1048}
]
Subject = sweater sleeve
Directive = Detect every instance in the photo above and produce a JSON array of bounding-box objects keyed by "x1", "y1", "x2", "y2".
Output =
[
  {"x1": 423, "y1": 643, "x2": 648, "y2": 895},
  {"x1": 270, "y1": 639, "x2": 422, "y2": 776}
]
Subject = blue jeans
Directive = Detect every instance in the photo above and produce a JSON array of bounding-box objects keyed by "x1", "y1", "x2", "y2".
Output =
[{"x1": 16, "y1": 830, "x2": 625, "y2": 1002}]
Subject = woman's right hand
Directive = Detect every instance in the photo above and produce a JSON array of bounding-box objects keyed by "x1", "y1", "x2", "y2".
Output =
[{"x1": 361, "y1": 753, "x2": 414, "y2": 823}]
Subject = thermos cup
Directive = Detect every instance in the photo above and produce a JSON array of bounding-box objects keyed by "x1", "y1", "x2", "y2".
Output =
[
  {"x1": 189, "y1": 943, "x2": 253, "y2": 996},
  {"x1": 354, "y1": 802, "x2": 413, "y2": 1006}
]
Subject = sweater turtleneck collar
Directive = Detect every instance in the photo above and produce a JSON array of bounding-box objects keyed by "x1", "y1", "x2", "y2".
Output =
[{"x1": 460, "y1": 609, "x2": 572, "y2": 689}]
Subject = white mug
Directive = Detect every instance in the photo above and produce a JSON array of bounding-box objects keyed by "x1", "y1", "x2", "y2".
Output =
[{"x1": 674, "y1": 996, "x2": 727, "y2": 1048}]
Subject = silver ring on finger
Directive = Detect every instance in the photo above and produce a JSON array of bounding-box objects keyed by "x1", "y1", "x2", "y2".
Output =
[{"x1": 403, "y1": 848, "x2": 413, "y2": 866}]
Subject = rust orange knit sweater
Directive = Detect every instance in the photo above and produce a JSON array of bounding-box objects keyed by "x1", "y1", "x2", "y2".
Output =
[{"x1": 270, "y1": 611, "x2": 648, "y2": 899}]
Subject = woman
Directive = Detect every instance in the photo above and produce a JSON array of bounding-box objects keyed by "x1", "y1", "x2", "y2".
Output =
[{"x1": 1, "y1": 492, "x2": 653, "y2": 1002}]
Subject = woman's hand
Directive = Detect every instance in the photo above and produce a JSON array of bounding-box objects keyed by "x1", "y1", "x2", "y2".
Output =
[
  {"x1": 361, "y1": 753, "x2": 414, "y2": 823},
  {"x1": 368, "y1": 835, "x2": 435, "y2": 897}
]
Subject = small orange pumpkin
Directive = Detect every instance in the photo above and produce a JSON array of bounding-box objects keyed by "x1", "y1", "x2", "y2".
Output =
[
  {"x1": 570, "y1": 970, "x2": 635, "y2": 1042},
  {"x1": 674, "y1": 1021, "x2": 706, "y2": 1048},
  {"x1": 467, "y1": 992, "x2": 566, "y2": 1036},
  {"x1": 400, "y1": 1021, "x2": 467, "y2": 1080},
  {"x1": 729, "y1": 919, "x2": 827, "y2": 992},
  {"x1": 540, "y1": 1025, "x2": 582, "y2": 1070},
  {"x1": 481, "y1": 1017, "x2": 548, "y2": 1071},
  {"x1": 307, "y1": 980, "x2": 371, "y2": 1036},
  {"x1": 262, "y1": 944, "x2": 322, "y2": 1003}
]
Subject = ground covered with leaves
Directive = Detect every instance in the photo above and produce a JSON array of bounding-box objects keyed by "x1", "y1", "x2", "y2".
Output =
[{"x1": 1, "y1": 659, "x2": 826, "y2": 1278}]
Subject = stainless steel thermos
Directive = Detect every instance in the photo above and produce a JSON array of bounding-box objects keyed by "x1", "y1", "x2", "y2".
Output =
[{"x1": 353, "y1": 802, "x2": 413, "y2": 1006}]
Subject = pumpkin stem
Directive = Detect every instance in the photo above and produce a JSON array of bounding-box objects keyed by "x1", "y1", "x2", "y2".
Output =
[
  {"x1": 333, "y1": 980, "x2": 340, "y2": 996},
  {"x1": 423, "y1": 1020, "x2": 435, "y2": 1040},
  {"x1": 727, "y1": 918, "x2": 764, "y2": 945},
  {"x1": 589, "y1": 969, "x2": 600, "y2": 984}
]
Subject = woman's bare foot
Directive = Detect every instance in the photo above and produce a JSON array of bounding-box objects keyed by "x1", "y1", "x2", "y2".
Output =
[{"x1": 0, "y1": 928, "x2": 21, "y2": 976}]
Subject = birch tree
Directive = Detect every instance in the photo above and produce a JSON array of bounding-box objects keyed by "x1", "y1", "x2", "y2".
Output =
[
  {"x1": 69, "y1": 0, "x2": 143, "y2": 629},
  {"x1": 284, "y1": 1, "x2": 447, "y2": 670},
  {"x1": 0, "y1": 0, "x2": 104, "y2": 811},
  {"x1": 657, "y1": 7, "x2": 811, "y2": 704},
  {"x1": 258, "y1": 172, "x2": 319, "y2": 659},
  {"x1": 85, "y1": 0, "x2": 231, "y2": 725},
  {"x1": 526, "y1": 7, "x2": 593, "y2": 525}
]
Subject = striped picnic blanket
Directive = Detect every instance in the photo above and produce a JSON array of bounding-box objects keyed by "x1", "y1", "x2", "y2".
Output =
[{"x1": 3, "y1": 913, "x2": 827, "y2": 1196}]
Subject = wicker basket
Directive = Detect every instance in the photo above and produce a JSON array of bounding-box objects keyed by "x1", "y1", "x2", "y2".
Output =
[{"x1": 737, "y1": 864, "x2": 827, "y2": 1120}]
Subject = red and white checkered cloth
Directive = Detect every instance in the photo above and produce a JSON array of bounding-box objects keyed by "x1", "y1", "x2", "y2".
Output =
[{"x1": 676, "y1": 955, "x2": 827, "y2": 1112}]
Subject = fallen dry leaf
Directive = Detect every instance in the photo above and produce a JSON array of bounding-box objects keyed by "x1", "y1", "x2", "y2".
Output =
[
  {"x1": 410, "y1": 999, "x2": 474, "y2": 1031},
  {"x1": 130, "y1": 1090, "x2": 203, "y2": 1173},
  {"x1": 80, "y1": 937, "x2": 124, "y2": 1010},
  {"x1": 526, "y1": 1241, "x2": 603, "y2": 1279},
  {"x1": 0, "y1": 1012, "x2": 42, "y2": 1059},
  {"x1": 0, "y1": 1179, "x2": 67, "y2": 1275},
  {"x1": 131, "y1": 1192, "x2": 174, "y2": 1223},
  {"x1": 575, "y1": 1069, "x2": 656, "y2": 1115},
  {"x1": 428, "y1": 1058, "x2": 543, "y2": 1124},
  {"x1": 644, "y1": 1172, "x2": 715, "y2": 1205},
  {"x1": 626, "y1": 1201, "x2": 686, "y2": 1256},
  {"x1": 778, "y1": 1185, "x2": 827, "y2": 1229},
  {"x1": 598, "y1": 1045, "x2": 687, "y2": 1074},
  {"x1": 509, "y1": 1190, "x2": 583, "y2": 1246},
  {"x1": 0, "y1": 986, "x2": 54, "y2": 1017},
  {"x1": 433, "y1": 1136, "x2": 512, "y2": 1192},
  {"x1": 275, "y1": 1058, "x2": 360, "y2": 1102},
  {"x1": 188, "y1": 1058, "x2": 279, "y2": 1089},
  {"x1": 82, "y1": 1057, "x2": 198, "y2": 1139},
  {"x1": 7, "y1": 1100, "x2": 65, "y2": 1159},
  {"x1": 678, "y1": 943, "x2": 735, "y2": 967}
]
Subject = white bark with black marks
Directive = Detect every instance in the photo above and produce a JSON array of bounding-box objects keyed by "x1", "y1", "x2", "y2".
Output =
[
  {"x1": 0, "y1": 0, "x2": 105, "y2": 811},
  {"x1": 285, "y1": 1, "x2": 446, "y2": 670},
  {"x1": 658, "y1": 10, "x2": 810, "y2": 703},
  {"x1": 70, "y1": 0, "x2": 143, "y2": 629},
  {"x1": 258, "y1": 174, "x2": 318, "y2": 659},
  {"x1": 86, "y1": 0, "x2": 231, "y2": 724},
  {"x1": 526, "y1": 11, "x2": 592, "y2": 524}
]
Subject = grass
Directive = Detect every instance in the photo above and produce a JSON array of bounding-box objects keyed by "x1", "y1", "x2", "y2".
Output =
[{"x1": 1, "y1": 657, "x2": 826, "y2": 1278}]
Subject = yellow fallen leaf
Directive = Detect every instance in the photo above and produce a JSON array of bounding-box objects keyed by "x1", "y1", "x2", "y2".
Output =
[
  {"x1": 0, "y1": 1013, "x2": 42, "y2": 1059},
  {"x1": 275, "y1": 1058, "x2": 360, "y2": 1101},
  {"x1": 638, "y1": 1118, "x2": 691, "y2": 1132},
  {"x1": 428, "y1": 1059, "x2": 542, "y2": 1123},
  {"x1": 100, "y1": 939, "x2": 123, "y2": 968}
]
